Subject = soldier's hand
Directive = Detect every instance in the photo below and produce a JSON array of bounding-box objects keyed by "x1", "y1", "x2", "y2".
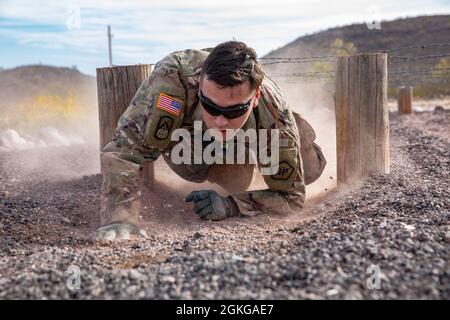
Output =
[
  {"x1": 93, "y1": 222, "x2": 148, "y2": 241},
  {"x1": 185, "y1": 190, "x2": 240, "y2": 221}
]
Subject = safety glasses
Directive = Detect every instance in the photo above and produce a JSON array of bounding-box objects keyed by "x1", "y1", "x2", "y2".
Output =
[{"x1": 198, "y1": 90, "x2": 254, "y2": 119}]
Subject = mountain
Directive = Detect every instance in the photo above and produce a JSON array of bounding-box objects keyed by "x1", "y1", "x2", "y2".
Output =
[
  {"x1": 0, "y1": 65, "x2": 98, "y2": 135},
  {"x1": 0, "y1": 14, "x2": 448, "y2": 110},
  {"x1": 0, "y1": 65, "x2": 96, "y2": 109},
  {"x1": 265, "y1": 15, "x2": 450, "y2": 59},
  {"x1": 262, "y1": 14, "x2": 450, "y2": 96}
]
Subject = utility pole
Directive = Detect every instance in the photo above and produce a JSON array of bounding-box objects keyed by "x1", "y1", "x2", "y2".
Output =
[{"x1": 107, "y1": 25, "x2": 113, "y2": 67}]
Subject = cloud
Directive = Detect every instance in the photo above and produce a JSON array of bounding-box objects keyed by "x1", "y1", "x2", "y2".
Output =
[{"x1": 1, "y1": 0, "x2": 449, "y2": 74}]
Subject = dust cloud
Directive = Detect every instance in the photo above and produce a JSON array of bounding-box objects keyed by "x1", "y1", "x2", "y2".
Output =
[
  {"x1": 274, "y1": 79, "x2": 337, "y2": 202},
  {"x1": 153, "y1": 77, "x2": 337, "y2": 204},
  {"x1": 1, "y1": 71, "x2": 337, "y2": 204},
  {"x1": 0, "y1": 105, "x2": 100, "y2": 180}
]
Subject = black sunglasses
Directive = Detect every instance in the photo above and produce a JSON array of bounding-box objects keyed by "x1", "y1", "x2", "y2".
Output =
[{"x1": 198, "y1": 90, "x2": 254, "y2": 119}]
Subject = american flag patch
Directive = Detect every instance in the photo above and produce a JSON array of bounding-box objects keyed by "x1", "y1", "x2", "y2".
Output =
[{"x1": 156, "y1": 93, "x2": 183, "y2": 116}]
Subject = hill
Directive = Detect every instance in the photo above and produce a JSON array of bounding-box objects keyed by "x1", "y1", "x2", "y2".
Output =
[
  {"x1": 0, "y1": 65, "x2": 96, "y2": 109},
  {"x1": 262, "y1": 15, "x2": 450, "y2": 96},
  {"x1": 266, "y1": 15, "x2": 450, "y2": 58},
  {"x1": 0, "y1": 65, "x2": 97, "y2": 135}
]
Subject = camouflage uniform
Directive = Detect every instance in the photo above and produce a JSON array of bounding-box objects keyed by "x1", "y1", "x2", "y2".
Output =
[{"x1": 100, "y1": 49, "x2": 325, "y2": 226}]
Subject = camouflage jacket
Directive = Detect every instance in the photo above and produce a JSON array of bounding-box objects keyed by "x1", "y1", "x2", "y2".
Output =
[{"x1": 100, "y1": 49, "x2": 305, "y2": 226}]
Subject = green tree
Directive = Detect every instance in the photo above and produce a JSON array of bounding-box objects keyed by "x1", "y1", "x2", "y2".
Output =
[
  {"x1": 331, "y1": 38, "x2": 357, "y2": 56},
  {"x1": 432, "y1": 58, "x2": 450, "y2": 80},
  {"x1": 312, "y1": 38, "x2": 358, "y2": 73}
]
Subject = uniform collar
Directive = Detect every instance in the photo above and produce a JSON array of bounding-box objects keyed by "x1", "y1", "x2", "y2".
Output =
[
  {"x1": 254, "y1": 80, "x2": 278, "y2": 129},
  {"x1": 192, "y1": 99, "x2": 203, "y2": 121}
]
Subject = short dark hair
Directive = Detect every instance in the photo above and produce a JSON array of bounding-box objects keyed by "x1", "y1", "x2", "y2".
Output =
[{"x1": 201, "y1": 41, "x2": 264, "y2": 90}]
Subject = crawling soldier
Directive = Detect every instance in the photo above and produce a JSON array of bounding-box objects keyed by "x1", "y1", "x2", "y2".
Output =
[{"x1": 95, "y1": 41, "x2": 326, "y2": 241}]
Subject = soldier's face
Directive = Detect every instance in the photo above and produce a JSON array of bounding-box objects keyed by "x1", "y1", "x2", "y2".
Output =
[{"x1": 199, "y1": 76, "x2": 260, "y2": 141}]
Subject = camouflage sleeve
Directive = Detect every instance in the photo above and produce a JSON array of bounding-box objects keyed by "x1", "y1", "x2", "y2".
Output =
[
  {"x1": 231, "y1": 81, "x2": 306, "y2": 217},
  {"x1": 100, "y1": 51, "x2": 187, "y2": 226},
  {"x1": 231, "y1": 120, "x2": 305, "y2": 216}
]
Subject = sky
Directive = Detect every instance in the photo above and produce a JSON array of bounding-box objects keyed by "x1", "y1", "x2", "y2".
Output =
[{"x1": 0, "y1": 0, "x2": 449, "y2": 75}]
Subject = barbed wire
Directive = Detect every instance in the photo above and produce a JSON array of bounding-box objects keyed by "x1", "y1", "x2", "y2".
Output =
[
  {"x1": 389, "y1": 82, "x2": 450, "y2": 86},
  {"x1": 258, "y1": 43, "x2": 450, "y2": 67},
  {"x1": 261, "y1": 53, "x2": 450, "y2": 66},
  {"x1": 389, "y1": 53, "x2": 450, "y2": 60},
  {"x1": 267, "y1": 70, "x2": 335, "y2": 77},
  {"x1": 389, "y1": 75, "x2": 450, "y2": 82},
  {"x1": 145, "y1": 44, "x2": 450, "y2": 67},
  {"x1": 388, "y1": 53, "x2": 450, "y2": 63},
  {"x1": 269, "y1": 74, "x2": 449, "y2": 86},
  {"x1": 259, "y1": 55, "x2": 336, "y2": 61},
  {"x1": 266, "y1": 66, "x2": 450, "y2": 79},
  {"x1": 279, "y1": 79, "x2": 335, "y2": 84},
  {"x1": 261, "y1": 51, "x2": 450, "y2": 86},
  {"x1": 391, "y1": 73, "x2": 450, "y2": 76},
  {"x1": 268, "y1": 74, "x2": 334, "y2": 80},
  {"x1": 147, "y1": 43, "x2": 450, "y2": 88},
  {"x1": 383, "y1": 43, "x2": 450, "y2": 53},
  {"x1": 260, "y1": 57, "x2": 336, "y2": 66},
  {"x1": 388, "y1": 67, "x2": 450, "y2": 75},
  {"x1": 389, "y1": 77, "x2": 450, "y2": 83}
]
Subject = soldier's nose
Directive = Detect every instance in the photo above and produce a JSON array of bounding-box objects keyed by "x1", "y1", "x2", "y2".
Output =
[{"x1": 215, "y1": 115, "x2": 228, "y2": 127}]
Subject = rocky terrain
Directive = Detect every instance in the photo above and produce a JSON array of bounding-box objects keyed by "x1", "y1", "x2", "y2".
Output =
[{"x1": 0, "y1": 107, "x2": 448, "y2": 299}]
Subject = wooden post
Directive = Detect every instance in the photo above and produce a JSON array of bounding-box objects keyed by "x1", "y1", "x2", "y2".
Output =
[
  {"x1": 397, "y1": 86, "x2": 413, "y2": 114},
  {"x1": 96, "y1": 64, "x2": 155, "y2": 188},
  {"x1": 335, "y1": 53, "x2": 389, "y2": 186}
]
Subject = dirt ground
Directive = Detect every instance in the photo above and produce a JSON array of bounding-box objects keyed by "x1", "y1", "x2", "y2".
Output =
[{"x1": 0, "y1": 105, "x2": 448, "y2": 299}]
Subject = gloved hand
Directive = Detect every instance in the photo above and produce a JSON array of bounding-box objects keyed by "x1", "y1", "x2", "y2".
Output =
[
  {"x1": 93, "y1": 222, "x2": 148, "y2": 241},
  {"x1": 185, "y1": 190, "x2": 240, "y2": 221}
]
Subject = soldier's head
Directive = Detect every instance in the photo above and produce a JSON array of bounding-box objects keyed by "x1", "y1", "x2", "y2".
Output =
[{"x1": 199, "y1": 41, "x2": 264, "y2": 141}]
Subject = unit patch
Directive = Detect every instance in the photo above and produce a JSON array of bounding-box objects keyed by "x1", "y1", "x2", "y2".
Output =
[
  {"x1": 272, "y1": 161, "x2": 295, "y2": 180},
  {"x1": 154, "y1": 116, "x2": 174, "y2": 140}
]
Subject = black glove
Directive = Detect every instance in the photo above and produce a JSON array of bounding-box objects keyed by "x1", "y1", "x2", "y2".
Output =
[{"x1": 185, "y1": 190, "x2": 240, "y2": 221}]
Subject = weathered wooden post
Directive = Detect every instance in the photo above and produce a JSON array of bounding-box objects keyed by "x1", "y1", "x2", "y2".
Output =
[
  {"x1": 335, "y1": 53, "x2": 389, "y2": 186},
  {"x1": 96, "y1": 64, "x2": 155, "y2": 187},
  {"x1": 397, "y1": 86, "x2": 413, "y2": 114}
]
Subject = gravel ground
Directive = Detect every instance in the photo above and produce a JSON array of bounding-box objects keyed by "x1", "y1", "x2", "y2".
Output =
[{"x1": 0, "y1": 108, "x2": 448, "y2": 299}]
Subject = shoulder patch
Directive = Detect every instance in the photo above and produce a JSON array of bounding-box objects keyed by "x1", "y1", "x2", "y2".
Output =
[
  {"x1": 272, "y1": 161, "x2": 294, "y2": 180},
  {"x1": 156, "y1": 93, "x2": 183, "y2": 116},
  {"x1": 144, "y1": 93, "x2": 184, "y2": 149},
  {"x1": 154, "y1": 116, "x2": 174, "y2": 140}
]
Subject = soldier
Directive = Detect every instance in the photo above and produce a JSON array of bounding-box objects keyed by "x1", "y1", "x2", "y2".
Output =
[{"x1": 95, "y1": 41, "x2": 326, "y2": 241}]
